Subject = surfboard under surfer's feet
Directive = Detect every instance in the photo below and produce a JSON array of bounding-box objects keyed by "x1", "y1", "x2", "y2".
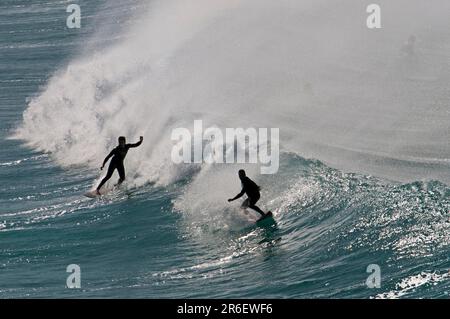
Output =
[
  {"x1": 257, "y1": 211, "x2": 273, "y2": 222},
  {"x1": 84, "y1": 187, "x2": 111, "y2": 198}
]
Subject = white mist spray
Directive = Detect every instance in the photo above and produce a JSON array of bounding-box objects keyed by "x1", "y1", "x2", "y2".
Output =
[{"x1": 15, "y1": 0, "x2": 450, "y2": 220}]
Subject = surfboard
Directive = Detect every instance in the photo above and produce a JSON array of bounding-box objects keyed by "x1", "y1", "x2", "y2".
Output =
[
  {"x1": 84, "y1": 187, "x2": 111, "y2": 198},
  {"x1": 84, "y1": 190, "x2": 100, "y2": 198},
  {"x1": 256, "y1": 211, "x2": 273, "y2": 223}
]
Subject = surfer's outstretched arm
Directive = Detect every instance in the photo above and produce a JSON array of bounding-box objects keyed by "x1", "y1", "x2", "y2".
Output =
[
  {"x1": 228, "y1": 189, "x2": 245, "y2": 202},
  {"x1": 101, "y1": 149, "x2": 115, "y2": 170},
  {"x1": 128, "y1": 136, "x2": 144, "y2": 148}
]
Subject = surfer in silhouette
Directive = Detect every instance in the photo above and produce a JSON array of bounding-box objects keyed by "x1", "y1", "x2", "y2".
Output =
[
  {"x1": 228, "y1": 169, "x2": 270, "y2": 217},
  {"x1": 401, "y1": 35, "x2": 416, "y2": 57},
  {"x1": 96, "y1": 136, "x2": 143, "y2": 195}
]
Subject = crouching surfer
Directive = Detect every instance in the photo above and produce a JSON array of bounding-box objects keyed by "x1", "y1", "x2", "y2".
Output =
[{"x1": 228, "y1": 169, "x2": 272, "y2": 219}]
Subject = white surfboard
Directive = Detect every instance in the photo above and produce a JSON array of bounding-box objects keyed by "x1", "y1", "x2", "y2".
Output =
[{"x1": 84, "y1": 187, "x2": 112, "y2": 198}]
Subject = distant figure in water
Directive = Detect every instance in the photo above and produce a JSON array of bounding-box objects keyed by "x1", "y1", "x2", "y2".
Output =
[
  {"x1": 303, "y1": 81, "x2": 314, "y2": 96},
  {"x1": 401, "y1": 35, "x2": 416, "y2": 57},
  {"x1": 228, "y1": 169, "x2": 268, "y2": 217},
  {"x1": 96, "y1": 136, "x2": 143, "y2": 195}
]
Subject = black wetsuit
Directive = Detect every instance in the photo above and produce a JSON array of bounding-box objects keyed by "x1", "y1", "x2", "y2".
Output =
[
  {"x1": 97, "y1": 141, "x2": 141, "y2": 191},
  {"x1": 235, "y1": 177, "x2": 265, "y2": 216}
]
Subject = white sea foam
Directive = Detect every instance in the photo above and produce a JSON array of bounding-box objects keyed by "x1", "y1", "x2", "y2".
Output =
[{"x1": 14, "y1": 0, "x2": 450, "y2": 217}]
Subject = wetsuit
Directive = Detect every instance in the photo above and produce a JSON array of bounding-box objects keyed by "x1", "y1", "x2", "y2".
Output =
[
  {"x1": 97, "y1": 141, "x2": 142, "y2": 191},
  {"x1": 233, "y1": 176, "x2": 265, "y2": 216}
]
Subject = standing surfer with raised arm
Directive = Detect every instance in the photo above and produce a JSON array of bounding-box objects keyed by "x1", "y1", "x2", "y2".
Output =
[{"x1": 96, "y1": 136, "x2": 143, "y2": 195}]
